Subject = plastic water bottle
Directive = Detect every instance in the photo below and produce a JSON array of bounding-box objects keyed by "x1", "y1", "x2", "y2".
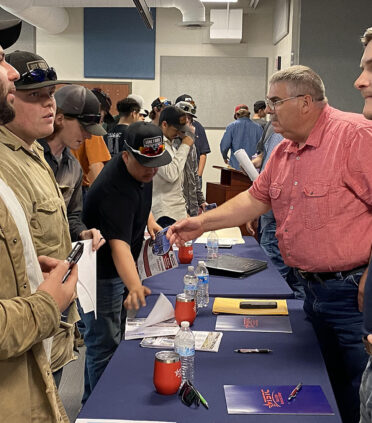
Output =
[
  {"x1": 195, "y1": 260, "x2": 209, "y2": 308},
  {"x1": 206, "y1": 231, "x2": 219, "y2": 260},
  {"x1": 174, "y1": 321, "x2": 195, "y2": 385},
  {"x1": 183, "y1": 266, "x2": 198, "y2": 300}
]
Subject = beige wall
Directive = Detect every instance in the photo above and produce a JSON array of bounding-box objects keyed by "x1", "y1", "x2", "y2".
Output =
[{"x1": 36, "y1": 2, "x2": 295, "y2": 193}]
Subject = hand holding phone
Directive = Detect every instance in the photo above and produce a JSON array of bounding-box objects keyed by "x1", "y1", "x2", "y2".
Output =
[{"x1": 62, "y1": 242, "x2": 84, "y2": 283}]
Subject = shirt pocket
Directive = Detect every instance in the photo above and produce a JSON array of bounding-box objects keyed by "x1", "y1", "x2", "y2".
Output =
[
  {"x1": 269, "y1": 184, "x2": 285, "y2": 224},
  {"x1": 31, "y1": 199, "x2": 62, "y2": 247},
  {"x1": 303, "y1": 183, "x2": 329, "y2": 230}
]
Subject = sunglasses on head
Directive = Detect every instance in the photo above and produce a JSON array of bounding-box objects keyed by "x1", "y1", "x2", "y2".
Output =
[
  {"x1": 179, "y1": 380, "x2": 201, "y2": 407},
  {"x1": 138, "y1": 143, "x2": 165, "y2": 157},
  {"x1": 64, "y1": 113, "x2": 101, "y2": 124},
  {"x1": 182, "y1": 104, "x2": 196, "y2": 115},
  {"x1": 19, "y1": 67, "x2": 57, "y2": 85}
]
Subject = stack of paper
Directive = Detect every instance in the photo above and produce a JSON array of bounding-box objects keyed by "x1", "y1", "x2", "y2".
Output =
[
  {"x1": 140, "y1": 331, "x2": 223, "y2": 353},
  {"x1": 224, "y1": 385, "x2": 334, "y2": 415},
  {"x1": 124, "y1": 294, "x2": 178, "y2": 340},
  {"x1": 215, "y1": 315, "x2": 292, "y2": 333}
]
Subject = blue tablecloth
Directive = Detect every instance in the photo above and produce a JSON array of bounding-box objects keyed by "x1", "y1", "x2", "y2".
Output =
[
  {"x1": 79, "y1": 296, "x2": 341, "y2": 422},
  {"x1": 145, "y1": 237, "x2": 294, "y2": 299}
]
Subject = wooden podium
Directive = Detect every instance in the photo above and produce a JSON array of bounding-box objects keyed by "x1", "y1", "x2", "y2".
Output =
[{"x1": 206, "y1": 166, "x2": 253, "y2": 236}]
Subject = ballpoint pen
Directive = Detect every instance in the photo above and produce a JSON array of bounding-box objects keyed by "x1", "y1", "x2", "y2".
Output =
[
  {"x1": 288, "y1": 382, "x2": 303, "y2": 401},
  {"x1": 195, "y1": 388, "x2": 209, "y2": 409},
  {"x1": 234, "y1": 349, "x2": 272, "y2": 354}
]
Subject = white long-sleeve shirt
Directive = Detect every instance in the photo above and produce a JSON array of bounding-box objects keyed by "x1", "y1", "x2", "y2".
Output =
[{"x1": 152, "y1": 139, "x2": 190, "y2": 221}]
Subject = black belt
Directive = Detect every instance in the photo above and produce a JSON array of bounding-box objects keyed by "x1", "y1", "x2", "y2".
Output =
[{"x1": 297, "y1": 266, "x2": 367, "y2": 283}]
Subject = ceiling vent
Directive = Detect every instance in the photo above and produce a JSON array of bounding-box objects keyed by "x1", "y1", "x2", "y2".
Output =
[{"x1": 209, "y1": 8, "x2": 242, "y2": 44}]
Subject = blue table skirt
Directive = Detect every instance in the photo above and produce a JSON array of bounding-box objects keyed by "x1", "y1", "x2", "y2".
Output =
[
  {"x1": 145, "y1": 237, "x2": 294, "y2": 299},
  {"x1": 79, "y1": 296, "x2": 341, "y2": 423}
]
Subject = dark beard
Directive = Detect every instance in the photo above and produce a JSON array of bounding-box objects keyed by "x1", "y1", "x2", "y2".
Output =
[{"x1": 0, "y1": 96, "x2": 15, "y2": 125}]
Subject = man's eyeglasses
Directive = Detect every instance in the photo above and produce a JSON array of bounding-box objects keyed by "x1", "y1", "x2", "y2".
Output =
[
  {"x1": 266, "y1": 94, "x2": 305, "y2": 110},
  {"x1": 161, "y1": 100, "x2": 172, "y2": 107},
  {"x1": 135, "y1": 143, "x2": 165, "y2": 157},
  {"x1": 65, "y1": 113, "x2": 101, "y2": 124},
  {"x1": 180, "y1": 104, "x2": 197, "y2": 115},
  {"x1": 19, "y1": 67, "x2": 57, "y2": 85}
]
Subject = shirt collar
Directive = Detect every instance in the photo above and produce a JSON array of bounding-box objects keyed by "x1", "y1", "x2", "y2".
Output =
[
  {"x1": 283, "y1": 104, "x2": 330, "y2": 154},
  {"x1": 0, "y1": 125, "x2": 43, "y2": 154}
]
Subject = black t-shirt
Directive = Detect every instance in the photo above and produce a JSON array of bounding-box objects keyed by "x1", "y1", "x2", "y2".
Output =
[
  {"x1": 83, "y1": 154, "x2": 152, "y2": 279},
  {"x1": 103, "y1": 123, "x2": 129, "y2": 157}
]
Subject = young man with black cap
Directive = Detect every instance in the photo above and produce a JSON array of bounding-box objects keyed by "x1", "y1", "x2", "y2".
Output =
[
  {"x1": 0, "y1": 23, "x2": 77, "y2": 422},
  {"x1": 104, "y1": 97, "x2": 141, "y2": 156},
  {"x1": 149, "y1": 96, "x2": 171, "y2": 126},
  {"x1": 152, "y1": 106, "x2": 194, "y2": 227},
  {"x1": 174, "y1": 100, "x2": 206, "y2": 216},
  {"x1": 39, "y1": 84, "x2": 106, "y2": 248},
  {"x1": 175, "y1": 94, "x2": 210, "y2": 190},
  {"x1": 0, "y1": 50, "x2": 80, "y2": 386},
  {"x1": 82, "y1": 121, "x2": 171, "y2": 401}
]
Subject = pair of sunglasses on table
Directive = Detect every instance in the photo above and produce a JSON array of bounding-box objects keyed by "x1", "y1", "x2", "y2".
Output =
[{"x1": 179, "y1": 380, "x2": 209, "y2": 409}]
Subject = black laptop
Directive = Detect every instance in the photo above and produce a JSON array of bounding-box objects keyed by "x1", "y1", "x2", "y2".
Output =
[{"x1": 205, "y1": 254, "x2": 267, "y2": 278}]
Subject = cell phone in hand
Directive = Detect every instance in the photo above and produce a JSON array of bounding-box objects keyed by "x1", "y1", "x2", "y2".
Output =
[
  {"x1": 205, "y1": 203, "x2": 217, "y2": 211},
  {"x1": 62, "y1": 241, "x2": 84, "y2": 283}
]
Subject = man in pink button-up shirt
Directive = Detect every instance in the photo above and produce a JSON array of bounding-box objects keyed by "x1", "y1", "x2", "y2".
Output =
[{"x1": 168, "y1": 65, "x2": 372, "y2": 423}]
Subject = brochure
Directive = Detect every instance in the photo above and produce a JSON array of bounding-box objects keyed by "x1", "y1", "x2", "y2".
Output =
[
  {"x1": 215, "y1": 315, "x2": 292, "y2": 333},
  {"x1": 140, "y1": 331, "x2": 223, "y2": 352},
  {"x1": 137, "y1": 227, "x2": 178, "y2": 280},
  {"x1": 224, "y1": 385, "x2": 334, "y2": 415}
]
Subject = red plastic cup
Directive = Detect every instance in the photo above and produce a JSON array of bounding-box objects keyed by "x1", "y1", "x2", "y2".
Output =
[
  {"x1": 178, "y1": 242, "x2": 193, "y2": 264},
  {"x1": 153, "y1": 351, "x2": 181, "y2": 395},
  {"x1": 175, "y1": 293, "x2": 196, "y2": 326}
]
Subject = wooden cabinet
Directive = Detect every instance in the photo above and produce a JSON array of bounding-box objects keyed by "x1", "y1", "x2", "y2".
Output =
[{"x1": 206, "y1": 166, "x2": 253, "y2": 236}]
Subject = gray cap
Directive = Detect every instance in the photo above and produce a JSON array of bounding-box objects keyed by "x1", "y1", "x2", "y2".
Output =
[{"x1": 55, "y1": 85, "x2": 106, "y2": 136}]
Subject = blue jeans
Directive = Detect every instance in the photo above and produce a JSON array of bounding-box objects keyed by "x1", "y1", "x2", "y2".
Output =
[
  {"x1": 360, "y1": 356, "x2": 372, "y2": 423},
  {"x1": 260, "y1": 220, "x2": 305, "y2": 299},
  {"x1": 295, "y1": 269, "x2": 368, "y2": 423},
  {"x1": 81, "y1": 277, "x2": 127, "y2": 403}
]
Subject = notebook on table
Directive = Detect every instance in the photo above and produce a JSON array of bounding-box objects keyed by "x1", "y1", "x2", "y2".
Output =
[{"x1": 205, "y1": 254, "x2": 267, "y2": 277}]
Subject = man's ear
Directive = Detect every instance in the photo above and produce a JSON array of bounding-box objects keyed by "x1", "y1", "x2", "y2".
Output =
[
  {"x1": 54, "y1": 113, "x2": 64, "y2": 126},
  {"x1": 122, "y1": 150, "x2": 129, "y2": 165},
  {"x1": 301, "y1": 94, "x2": 313, "y2": 114}
]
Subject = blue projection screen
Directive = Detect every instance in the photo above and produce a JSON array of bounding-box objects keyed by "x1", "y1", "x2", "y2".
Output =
[{"x1": 84, "y1": 7, "x2": 156, "y2": 79}]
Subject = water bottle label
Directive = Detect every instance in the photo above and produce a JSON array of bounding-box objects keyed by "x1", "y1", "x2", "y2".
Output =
[
  {"x1": 198, "y1": 275, "x2": 209, "y2": 284},
  {"x1": 175, "y1": 346, "x2": 195, "y2": 357}
]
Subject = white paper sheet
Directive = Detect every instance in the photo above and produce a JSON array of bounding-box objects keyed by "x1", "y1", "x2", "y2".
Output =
[
  {"x1": 73, "y1": 239, "x2": 97, "y2": 318},
  {"x1": 195, "y1": 227, "x2": 245, "y2": 245},
  {"x1": 234, "y1": 149, "x2": 259, "y2": 181}
]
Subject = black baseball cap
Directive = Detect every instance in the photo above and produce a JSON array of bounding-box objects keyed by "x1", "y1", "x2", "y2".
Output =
[
  {"x1": 124, "y1": 121, "x2": 171, "y2": 168},
  {"x1": 5, "y1": 50, "x2": 68, "y2": 90},
  {"x1": 0, "y1": 19, "x2": 22, "y2": 50},
  {"x1": 55, "y1": 85, "x2": 106, "y2": 136},
  {"x1": 151, "y1": 97, "x2": 171, "y2": 109},
  {"x1": 159, "y1": 106, "x2": 187, "y2": 130},
  {"x1": 176, "y1": 94, "x2": 193, "y2": 104}
]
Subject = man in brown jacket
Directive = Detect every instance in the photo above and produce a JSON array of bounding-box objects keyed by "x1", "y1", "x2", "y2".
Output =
[{"x1": 0, "y1": 20, "x2": 78, "y2": 422}]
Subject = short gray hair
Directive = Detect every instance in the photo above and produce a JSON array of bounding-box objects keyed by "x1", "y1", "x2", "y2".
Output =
[
  {"x1": 361, "y1": 27, "x2": 372, "y2": 46},
  {"x1": 269, "y1": 65, "x2": 326, "y2": 103}
]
